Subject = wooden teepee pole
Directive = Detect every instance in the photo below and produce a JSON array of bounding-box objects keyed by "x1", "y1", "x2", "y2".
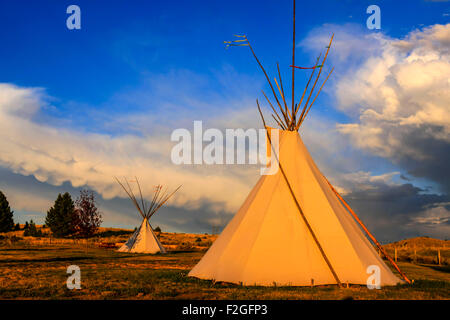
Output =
[
  {"x1": 246, "y1": 40, "x2": 287, "y2": 125},
  {"x1": 276, "y1": 63, "x2": 290, "y2": 120},
  {"x1": 298, "y1": 67, "x2": 334, "y2": 128},
  {"x1": 294, "y1": 54, "x2": 321, "y2": 120},
  {"x1": 323, "y1": 177, "x2": 411, "y2": 284},
  {"x1": 135, "y1": 176, "x2": 147, "y2": 216},
  {"x1": 291, "y1": 0, "x2": 296, "y2": 128},
  {"x1": 257, "y1": 101, "x2": 342, "y2": 287},
  {"x1": 149, "y1": 185, "x2": 182, "y2": 218},
  {"x1": 295, "y1": 34, "x2": 334, "y2": 130},
  {"x1": 115, "y1": 177, "x2": 145, "y2": 218}
]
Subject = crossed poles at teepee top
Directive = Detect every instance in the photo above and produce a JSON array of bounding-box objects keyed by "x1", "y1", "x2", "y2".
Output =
[{"x1": 115, "y1": 177, "x2": 181, "y2": 221}]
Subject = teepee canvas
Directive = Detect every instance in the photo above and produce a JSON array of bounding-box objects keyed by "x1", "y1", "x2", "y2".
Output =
[
  {"x1": 189, "y1": 130, "x2": 403, "y2": 286},
  {"x1": 118, "y1": 217, "x2": 166, "y2": 253},
  {"x1": 116, "y1": 177, "x2": 180, "y2": 254},
  {"x1": 189, "y1": 0, "x2": 409, "y2": 286}
]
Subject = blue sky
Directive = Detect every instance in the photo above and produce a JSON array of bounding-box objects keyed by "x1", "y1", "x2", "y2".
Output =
[
  {"x1": 0, "y1": 0, "x2": 449, "y2": 241},
  {"x1": 1, "y1": 0, "x2": 447, "y2": 108}
]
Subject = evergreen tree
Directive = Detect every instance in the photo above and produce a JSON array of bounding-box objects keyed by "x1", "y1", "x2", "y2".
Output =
[
  {"x1": 24, "y1": 221, "x2": 29, "y2": 229},
  {"x1": 0, "y1": 191, "x2": 14, "y2": 232},
  {"x1": 14, "y1": 223, "x2": 20, "y2": 231},
  {"x1": 45, "y1": 193, "x2": 76, "y2": 237},
  {"x1": 23, "y1": 220, "x2": 42, "y2": 237}
]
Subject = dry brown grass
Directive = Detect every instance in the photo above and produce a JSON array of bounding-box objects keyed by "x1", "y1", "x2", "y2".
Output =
[
  {"x1": 0, "y1": 231, "x2": 448, "y2": 300},
  {"x1": 4, "y1": 226, "x2": 217, "y2": 252},
  {"x1": 383, "y1": 237, "x2": 449, "y2": 265}
]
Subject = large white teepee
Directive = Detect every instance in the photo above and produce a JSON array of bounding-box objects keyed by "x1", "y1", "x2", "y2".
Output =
[
  {"x1": 189, "y1": 130, "x2": 402, "y2": 286},
  {"x1": 189, "y1": 0, "x2": 409, "y2": 286},
  {"x1": 115, "y1": 177, "x2": 180, "y2": 254}
]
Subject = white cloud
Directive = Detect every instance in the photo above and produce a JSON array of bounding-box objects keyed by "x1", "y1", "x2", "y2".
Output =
[
  {"x1": 408, "y1": 203, "x2": 450, "y2": 239},
  {"x1": 1, "y1": 61, "x2": 363, "y2": 233},
  {"x1": 0, "y1": 82, "x2": 262, "y2": 214},
  {"x1": 303, "y1": 23, "x2": 450, "y2": 193},
  {"x1": 334, "y1": 24, "x2": 450, "y2": 148},
  {"x1": 297, "y1": 23, "x2": 450, "y2": 240},
  {"x1": 329, "y1": 170, "x2": 401, "y2": 195},
  {"x1": 411, "y1": 205, "x2": 450, "y2": 226}
]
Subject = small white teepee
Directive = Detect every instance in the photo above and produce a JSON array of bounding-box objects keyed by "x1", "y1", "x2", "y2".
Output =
[
  {"x1": 118, "y1": 217, "x2": 166, "y2": 254},
  {"x1": 115, "y1": 177, "x2": 180, "y2": 254}
]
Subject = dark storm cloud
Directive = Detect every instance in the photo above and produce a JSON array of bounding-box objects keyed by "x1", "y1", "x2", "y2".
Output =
[
  {"x1": 391, "y1": 124, "x2": 450, "y2": 194},
  {"x1": 345, "y1": 182, "x2": 450, "y2": 242},
  {"x1": 155, "y1": 203, "x2": 232, "y2": 234},
  {"x1": 0, "y1": 166, "x2": 234, "y2": 233}
]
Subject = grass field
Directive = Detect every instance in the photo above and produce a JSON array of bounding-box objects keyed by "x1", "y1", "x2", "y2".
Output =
[{"x1": 0, "y1": 229, "x2": 449, "y2": 300}]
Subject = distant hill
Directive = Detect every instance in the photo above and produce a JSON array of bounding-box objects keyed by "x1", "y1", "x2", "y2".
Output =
[{"x1": 384, "y1": 237, "x2": 449, "y2": 249}]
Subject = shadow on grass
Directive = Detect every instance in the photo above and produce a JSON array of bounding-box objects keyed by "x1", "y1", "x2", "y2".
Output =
[
  {"x1": 2, "y1": 256, "x2": 95, "y2": 263},
  {"x1": 422, "y1": 264, "x2": 450, "y2": 274},
  {"x1": 410, "y1": 279, "x2": 450, "y2": 289},
  {"x1": 96, "y1": 230, "x2": 134, "y2": 237},
  {"x1": 167, "y1": 250, "x2": 200, "y2": 254},
  {"x1": 0, "y1": 248, "x2": 68, "y2": 252},
  {"x1": 113, "y1": 252, "x2": 168, "y2": 258}
]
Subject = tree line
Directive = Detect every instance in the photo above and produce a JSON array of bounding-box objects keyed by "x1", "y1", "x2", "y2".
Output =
[{"x1": 0, "y1": 189, "x2": 102, "y2": 238}]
